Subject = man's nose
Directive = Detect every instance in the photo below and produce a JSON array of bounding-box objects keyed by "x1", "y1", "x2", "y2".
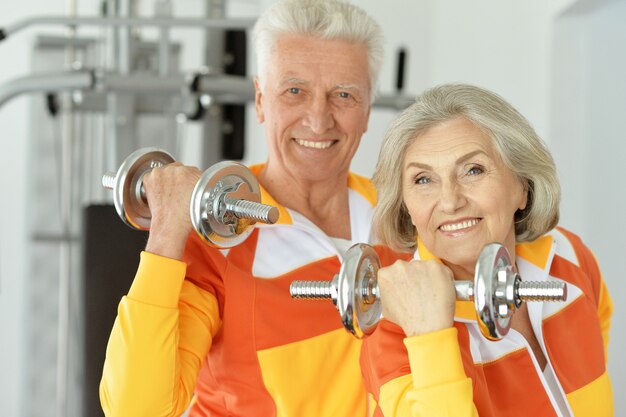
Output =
[{"x1": 302, "y1": 96, "x2": 335, "y2": 134}]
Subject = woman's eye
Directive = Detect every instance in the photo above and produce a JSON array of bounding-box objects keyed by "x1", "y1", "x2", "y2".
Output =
[
  {"x1": 415, "y1": 176, "x2": 430, "y2": 185},
  {"x1": 467, "y1": 165, "x2": 484, "y2": 176}
]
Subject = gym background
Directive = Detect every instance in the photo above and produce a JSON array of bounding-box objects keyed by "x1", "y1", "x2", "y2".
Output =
[{"x1": 1, "y1": 0, "x2": 624, "y2": 416}]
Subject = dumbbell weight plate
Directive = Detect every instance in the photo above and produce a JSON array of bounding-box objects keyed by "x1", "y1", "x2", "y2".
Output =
[
  {"x1": 113, "y1": 148, "x2": 175, "y2": 230},
  {"x1": 337, "y1": 243, "x2": 382, "y2": 338},
  {"x1": 190, "y1": 160, "x2": 261, "y2": 248},
  {"x1": 474, "y1": 243, "x2": 515, "y2": 341}
]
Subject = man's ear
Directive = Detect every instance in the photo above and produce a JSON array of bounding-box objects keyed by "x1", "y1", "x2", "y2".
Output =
[
  {"x1": 254, "y1": 77, "x2": 265, "y2": 123},
  {"x1": 364, "y1": 104, "x2": 371, "y2": 134}
]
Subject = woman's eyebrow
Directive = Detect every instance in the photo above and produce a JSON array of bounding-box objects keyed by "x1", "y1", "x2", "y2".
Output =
[{"x1": 405, "y1": 149, "x2": 487, "y2": 171}]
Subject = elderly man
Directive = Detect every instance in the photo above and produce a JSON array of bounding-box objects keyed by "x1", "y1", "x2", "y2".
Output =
[{"x1": 100, "y1": 1, "x2": 404, "y2": 416}]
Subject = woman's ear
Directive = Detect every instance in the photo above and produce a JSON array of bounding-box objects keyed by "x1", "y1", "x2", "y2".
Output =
[{"x1": 517, "y1": 178, "x2": 529, "y2": 211}]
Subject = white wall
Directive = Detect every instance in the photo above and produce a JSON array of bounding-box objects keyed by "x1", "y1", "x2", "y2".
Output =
[
  {"x1": 552, "y1": 1, "x2": 626, "y2": 412},
  {"x1": 1, "y1": 0, "x2": 624, "y2": 415},
  {"x1": 0, "y1": 3, "x2": 67, "y2": 416}
]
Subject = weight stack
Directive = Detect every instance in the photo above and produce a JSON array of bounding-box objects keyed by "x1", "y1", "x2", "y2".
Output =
[{"x1": 82, "y1": 204, "x2": 148, "y2": 417}]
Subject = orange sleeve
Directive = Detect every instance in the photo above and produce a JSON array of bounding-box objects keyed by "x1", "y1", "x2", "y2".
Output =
[
  {"x1": 99, "y1": 251, "x2": 222, "y2": 417},
  {"x1": 361, "y1": 321, "x2": 478, "y2": 417},
  {"x1": 387, "y1": 329, "x2": 478, "y2": 417}
]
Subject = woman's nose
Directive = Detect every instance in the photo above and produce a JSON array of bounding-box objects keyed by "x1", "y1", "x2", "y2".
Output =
[{"x1": 439, "y1": 180, "x2": 467, "y2": 213}]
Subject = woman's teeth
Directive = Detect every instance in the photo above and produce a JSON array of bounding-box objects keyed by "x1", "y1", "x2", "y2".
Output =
[{"x1": 440, "y1": 218, "x2": 479, "y2": 232}]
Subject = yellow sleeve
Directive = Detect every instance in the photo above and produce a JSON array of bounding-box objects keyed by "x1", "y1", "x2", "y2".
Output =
[
  {"x1": 100, "y1": 251, "x2": 222, "y2": 417},
  {"x1": 378, "y1": 328, "x2": 479, "y2": 417},
  {"x1": 596, "y1": 278, "x2": 613, "y2": 363}
]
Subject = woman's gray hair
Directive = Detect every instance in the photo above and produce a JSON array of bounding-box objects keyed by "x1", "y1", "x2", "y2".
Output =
[
  {"x1": 373, "y1": 83, "x2": 560, "y2": 252},
  {"x1": 252, "y1": 0, "x2": 384, "y2": 99}
]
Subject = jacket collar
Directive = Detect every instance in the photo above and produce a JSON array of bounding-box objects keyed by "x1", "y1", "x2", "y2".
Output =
[{"x1": 247, "y1": 163, "x2": 377, "y2": 245}]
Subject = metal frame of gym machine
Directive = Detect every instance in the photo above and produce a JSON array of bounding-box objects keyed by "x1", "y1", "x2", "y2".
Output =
[{"x1": 0, "y1": 1, "x2": 414, "y2": 416}]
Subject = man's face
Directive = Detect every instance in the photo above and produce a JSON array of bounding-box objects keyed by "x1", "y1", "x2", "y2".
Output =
[{"x1": 254, "y1": 35, "x2": 372, "y2": 183}]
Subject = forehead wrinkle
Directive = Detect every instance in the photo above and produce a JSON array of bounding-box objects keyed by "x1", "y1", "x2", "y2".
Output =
[{"x1": 405, "y1": 125, "x2": 497, "y2": 170}]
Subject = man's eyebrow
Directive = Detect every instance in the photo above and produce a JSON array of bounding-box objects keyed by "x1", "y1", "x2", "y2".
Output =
[
  {"x1": 278, "y1": 78, "x2": 364, "y2": 90},
  {"x1": 334, "y1": 84, "x2": 362, "y2": 91},
  {"x1": 279, "y1": 77, "x2": 307, "y2": 85},
  {"x1": 405, "y1": 150, "x2": 487, "y2": 170}
]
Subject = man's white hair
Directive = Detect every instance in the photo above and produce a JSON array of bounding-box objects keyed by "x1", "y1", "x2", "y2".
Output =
[{"x1": 252, "y1": 0, "x2": 385, "y2": 99}]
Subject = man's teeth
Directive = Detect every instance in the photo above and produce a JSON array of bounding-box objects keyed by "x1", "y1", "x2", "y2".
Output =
[
  {"x1": 440, "y1": 219, "x2": 479, "y2": 232},
  {"x1": 294, "y1": 139, "x2": 334, "y2": 149}
]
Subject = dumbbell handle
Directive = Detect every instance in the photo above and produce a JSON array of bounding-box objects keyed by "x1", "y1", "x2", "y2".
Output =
[
  {"x1": 103, "y1": 170, "x2": 145, "y2": 194},
  {"x1": 290, "y1": 278, "x2": 566, "y2": 305},
  {"x1": 102, "y1": 167, "x2": 157, "y2": 202},
  {"x1": 225, "y1": 198, "x2": 279, "y2": 224},
  {"x1": 290, "y1": 278, "x2": 340, "y2": 299},
  {"x1": 102, "y1": 173, "x2": 116, "y2": 190},
  {"x1": 453, "y1": 279, "x2": 566, "y2": 303}
]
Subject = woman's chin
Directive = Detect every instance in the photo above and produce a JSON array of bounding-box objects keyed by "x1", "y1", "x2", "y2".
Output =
[{"x1": 439, "y1": 249, "x2": 481, "y2": 278}]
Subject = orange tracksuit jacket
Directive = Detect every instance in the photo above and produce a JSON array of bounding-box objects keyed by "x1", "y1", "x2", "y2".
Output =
[
  {"x1": 361, "y1": 227, "x2": 613, "y2": 417},
  {"x1": 99, "y1": 165, "x2": 409, "y2": 417}
]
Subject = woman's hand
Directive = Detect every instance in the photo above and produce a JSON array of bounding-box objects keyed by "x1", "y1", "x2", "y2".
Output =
[
  {"x1": 378, "y1": 259, "x2": 457, "y2": 337},
  {"x1": 142, "y1": 162, "x2": 202, "y2": 259}
]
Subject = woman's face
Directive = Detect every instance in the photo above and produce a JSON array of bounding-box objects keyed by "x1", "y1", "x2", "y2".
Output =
[{"x1": 402, "y1": 117, "x2": 527, "y2": 277}]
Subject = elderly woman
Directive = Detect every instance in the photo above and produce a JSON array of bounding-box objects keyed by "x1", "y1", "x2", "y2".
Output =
[{"x1": 361, "y1": 84, "x2": 614, "y2": 416}]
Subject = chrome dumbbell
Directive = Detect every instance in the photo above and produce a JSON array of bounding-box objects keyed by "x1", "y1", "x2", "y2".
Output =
[
  {"x1": 102, "y1": 148, "x2": 175, "y2": 230},
  {"x1": 190, "y1": 159, "x2": 279, "y2": 247},
  {"x1": 290, "y1": 243, "x2": 567, "y2": 340},
  {"x1": 102, "y1": 147, "x2": 279, "y2": 248}
]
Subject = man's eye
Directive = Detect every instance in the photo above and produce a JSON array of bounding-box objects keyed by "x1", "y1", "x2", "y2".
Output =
[
  {"x1": 288, "y1": 87, "x2": 301, "y2": 94},
  {"x1": 338, "y1": 91, "x2": 351, "y2": 99}
]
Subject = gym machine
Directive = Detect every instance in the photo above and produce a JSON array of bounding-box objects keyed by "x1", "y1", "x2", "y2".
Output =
[{"x1": 290, "y1": 243, "x2": 567, "y2": 340}]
